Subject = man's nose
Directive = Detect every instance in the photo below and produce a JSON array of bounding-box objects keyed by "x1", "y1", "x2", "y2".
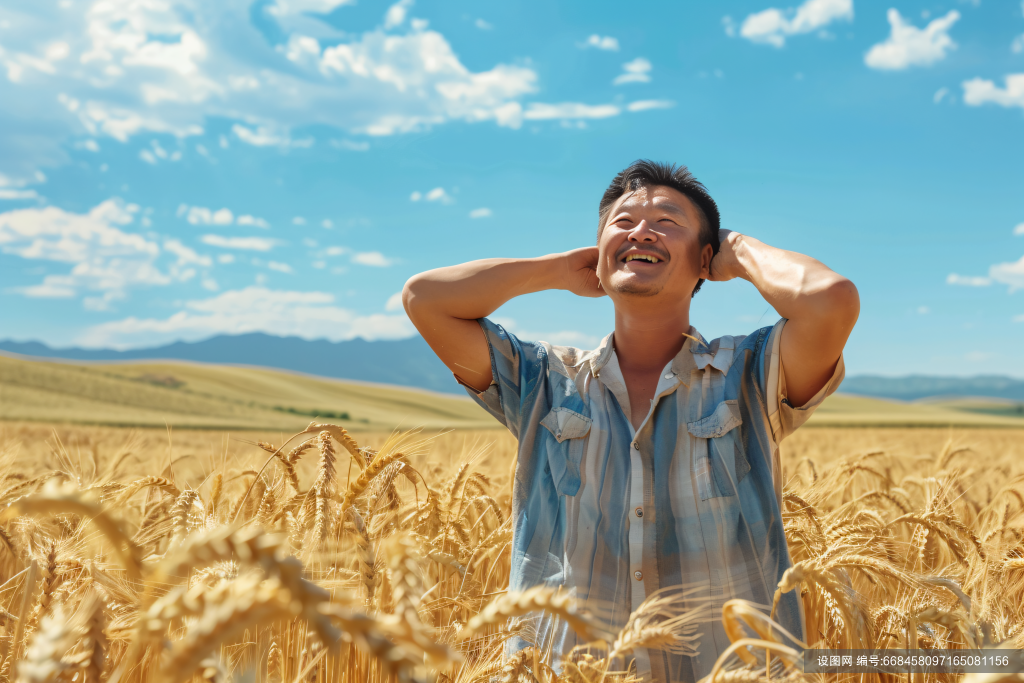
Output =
[{"x1": 628, "y1": 220, "x2": 657, "y2": 241}]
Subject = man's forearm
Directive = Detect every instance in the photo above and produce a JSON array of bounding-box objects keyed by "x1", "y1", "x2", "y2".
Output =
[
  {"x1": 403, "y1": 255, "x2": 565, "y2": 322},
  {"x1": 404, "y1": 248, "x2": 599, "y2": 393}
]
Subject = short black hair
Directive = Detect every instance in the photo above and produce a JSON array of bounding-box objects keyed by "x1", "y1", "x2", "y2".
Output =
[{"x1": 598, "y1": 160, "x2": 720, "y2": 296}]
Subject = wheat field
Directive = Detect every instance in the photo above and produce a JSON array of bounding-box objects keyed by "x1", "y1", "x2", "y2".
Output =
[{"x1": 0, "y1": 421, "x2": 1020, "y2": 683}]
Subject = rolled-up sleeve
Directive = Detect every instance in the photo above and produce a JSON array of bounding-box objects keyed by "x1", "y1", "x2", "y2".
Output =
[
  {"x1": 460, "y1": 318, "x2": 548, "y2": 441},
  {"x1": 762, "y1": 318, "x2": 845, "y2": 444}
]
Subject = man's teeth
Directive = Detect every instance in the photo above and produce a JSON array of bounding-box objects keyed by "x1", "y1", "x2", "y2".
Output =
[{"x1": 625, "y1": 254, "x2": 660, "y2": 263}]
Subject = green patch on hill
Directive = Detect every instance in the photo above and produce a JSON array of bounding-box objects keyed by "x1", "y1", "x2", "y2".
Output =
[
  {"x1": 0, "y1": 355, "x2": 495, "y2": 431},
  {"x1": 808, "y1": 393, "x2": 1024, "y2": 428}
]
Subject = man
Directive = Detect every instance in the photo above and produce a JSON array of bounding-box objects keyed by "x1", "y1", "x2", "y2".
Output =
[{"x1": 403, "y1": 160, "x2": 859, "y2": 681}]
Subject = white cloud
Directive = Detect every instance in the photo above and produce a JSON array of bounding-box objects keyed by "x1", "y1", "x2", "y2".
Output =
[
  {"x1": 469, "y1": 207, "x2": 492, "y2": 218},
  {"x1": 321, "y1": 219, "x2": 333, "y2": 228},
  {"x1": 492, "y1": 317, "x2": 600, "y2": 348},
  {"x1": 627, "y1": 99, "x2": 674, "y2": 112},
  {"x1": 581, "y1": 35, "x2": 619, "y2": 51},
  {"x1": 385, "y1": 291, "x2": 404, "y2": 311},
  {"x1": 384, "y1": 0, "x2": 414, "y2": 30},
  {"x1": 77, "y1": 286, "x2": 415, "y2": 348},
  {"x1": 426, "y1": 187, "x2": 452, "y2": 203},
  {"x1": 1013, "y1": 34, "x2": 1024, "y2": 54},
  {"x1": 292, "y1": 217, "x2": 307, "y2": 225},
  {"x1": 524, "y1": 103, "x2": 621, "y2": 120},
  {"x1": 1014, "y1": 223, "x2": 1024, "y2": 236},
  {"x1": 183, "y1": 206, "x2": 235, "y2": 226},
  {"x1": 739, "y1": 0, "x2": 853, "y2": 47},
  {"x1": 917, "y1": 306, "x2": 930, "y2": 315},
  {"x1": 325, "y1": 246, "x2": 346, "y2": 256},
  {"x1": 232, "y1": 123, "x2": 312, "y2": 148},
  {"x1": 237, "y1": 214, "x2": 270, "y2": 229},
  {"x1": 137, "y1": 139, "x2": 181, "y2": 165},
  {"x1": 163, "y1": 239, "x2": 212, "y2": 268},
  {"x1": 411, "y1": 187, "x2": 453, "y2": 204},
  {"x1": 0, "y1": 199, "x2": 206, "y2": 301},
  {"x1": 200, "y1": 234, "x2": 277, "y2": 251},
  {"x1": 613, "y1": 58, "x2": 652, "y2": 86},
  {"x1": 946, "y1": 273, "x2": 991, "y2": 287},
  {"x1": 352, "y1": 251, "x2": 394, "y2": 267},
  {"x1": 864, "y1": 10, "x2": 960, "y2": 70},
  {"x1": 0, "y1": 189, "x2": 39, "y2": 200},
  {"x1": 0, "y1": 1, "x2": 541, "y2": 177},
  {"x1": 217, "y1": 253, "x2": 235, "y2": 264},
  {"x1": 267, "y1": 261, "x2": 293, "y2": 273},
  {"x1": 963, "y1": 74, "x2": 1024, "y2": 110},
  {"x1": 990, "y1": 255, "x2": 1024, "y2": 291},
  {"x1": 933, "y1": 87, "x2": 949, "y2": 104},
  {"x1": 475, "y1": 19, "x2": 493, "y2": 31}
]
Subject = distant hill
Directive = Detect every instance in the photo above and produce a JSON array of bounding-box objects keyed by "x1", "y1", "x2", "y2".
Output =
[
  {"x1": 0, "y1": 354, "x2": 493, "y2": 431},
  {"x1": 0, "y1": 334, "x2": 460, "y2": 395},
  {"x1": 3, "y1": 335, "x2": 1024, "y2": 403},
  {"x1": 840, "y1": 375, "x2": 1024, "y2": 402}
]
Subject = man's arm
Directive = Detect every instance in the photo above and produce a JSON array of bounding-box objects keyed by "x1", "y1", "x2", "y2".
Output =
[
  {"x1": 402, "y1": 248, "x2": 604, "y2": 393},
  {"x1": 708, "y1": 230, "x2": 860, "y2": 407}
]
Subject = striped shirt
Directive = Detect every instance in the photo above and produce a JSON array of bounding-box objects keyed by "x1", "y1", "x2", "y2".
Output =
[{"x1": 464, "y1": 317, "x2": 844, "y2": 682}]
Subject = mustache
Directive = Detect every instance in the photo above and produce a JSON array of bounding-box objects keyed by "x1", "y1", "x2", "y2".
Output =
[{"x1": 616, "y1": 244, "x2": 670, "y2": 261}]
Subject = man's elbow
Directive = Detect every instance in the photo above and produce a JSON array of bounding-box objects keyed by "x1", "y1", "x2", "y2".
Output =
[
  {"x1": 401, "y1": 274, "x2": 426, "y2": 320},
  {"x1": 821, "y1": 277, "x2": 860, "y2": 332}
]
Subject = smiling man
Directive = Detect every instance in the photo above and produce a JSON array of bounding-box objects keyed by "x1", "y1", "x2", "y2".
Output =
[{"x1": 403, "y1": 160, "x2": 859, "y2": 681}]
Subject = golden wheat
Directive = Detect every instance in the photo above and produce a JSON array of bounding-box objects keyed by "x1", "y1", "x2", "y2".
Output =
[{"x1": 0, "y1": 422, "x2": 1019, "y2": 682}]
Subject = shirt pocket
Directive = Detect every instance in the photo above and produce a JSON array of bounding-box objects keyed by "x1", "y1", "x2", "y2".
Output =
[
  {"x1": 686, "y1": 399, "x2": 749, "y2": 500},
  {"x1": 540, "y1": 407, "x2": 592, "y2": 497}
]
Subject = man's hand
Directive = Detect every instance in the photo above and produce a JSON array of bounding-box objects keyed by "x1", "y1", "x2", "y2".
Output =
[
  {"x1": 561, "y1": 246, "x2": 606, "y2": 298},
  {"x1": 707, "y1": 229, "x2": 745, "y2": 282}
]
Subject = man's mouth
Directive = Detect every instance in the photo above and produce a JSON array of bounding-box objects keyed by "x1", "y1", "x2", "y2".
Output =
[{"x1": 621, "y1": 253, "x2": 664, "y2": 264}]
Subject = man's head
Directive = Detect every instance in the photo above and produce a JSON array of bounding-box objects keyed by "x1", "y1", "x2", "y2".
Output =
[{"x1": 596, "y1": 160, "x2": 720, "y2": 301}]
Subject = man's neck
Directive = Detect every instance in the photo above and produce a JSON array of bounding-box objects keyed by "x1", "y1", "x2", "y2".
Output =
[
  {"x1": 611, "y1": 301, "x2": 693, "y2": 430},
  {"x1": 612, "y1": 302, "x2": 692, "y2": 374}
]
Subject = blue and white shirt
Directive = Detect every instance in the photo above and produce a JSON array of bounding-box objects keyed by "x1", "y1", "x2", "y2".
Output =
[{"x1": 464, "y1": 317, "x2": 844, "y2": 682}]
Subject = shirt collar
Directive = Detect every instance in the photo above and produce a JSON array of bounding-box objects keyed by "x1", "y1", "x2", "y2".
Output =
[{"x1": 578, "y1": 326, "x2": 708, "y2": 384}]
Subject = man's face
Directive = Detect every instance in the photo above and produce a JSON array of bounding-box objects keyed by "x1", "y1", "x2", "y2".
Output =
[{"x1": 597, "y1": 185, "x2": 713, "y2": 301}]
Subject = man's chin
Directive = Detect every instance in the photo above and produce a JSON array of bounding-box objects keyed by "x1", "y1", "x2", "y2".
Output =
[{"x1": 608, "y1": 278, "x2": 663, "y2": 298}]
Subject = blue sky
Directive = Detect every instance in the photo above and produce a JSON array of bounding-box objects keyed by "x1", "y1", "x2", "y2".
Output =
[{"x1": 0, "y1": 0, "x2": 1022, "y2": 377}]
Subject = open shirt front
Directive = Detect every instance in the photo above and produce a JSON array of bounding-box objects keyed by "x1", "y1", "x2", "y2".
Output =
[{"x1": 463, "y1": 317, "x2": 844, "y2": 682}]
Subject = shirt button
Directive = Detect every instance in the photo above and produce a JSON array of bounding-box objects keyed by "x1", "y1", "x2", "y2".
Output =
[
  {"x1": 664, "y1": 373, "x2": 673, "y2": 379},
  {"x1": 635, "y1": 507, "x2": 643, "y2": 518},
  {"x1": 634, "y1": 570, "x2": 643, "y2": 581},
  {"x1": 633, "y1": 442, "x2": 639, "y2": 450}
]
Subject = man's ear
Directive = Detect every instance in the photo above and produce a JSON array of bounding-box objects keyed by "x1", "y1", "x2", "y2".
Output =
[{"x1": 698, "y1": 243, "x2": 714, "y2": 279}]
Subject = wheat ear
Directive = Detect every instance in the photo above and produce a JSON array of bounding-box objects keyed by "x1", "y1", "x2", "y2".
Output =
[
  {"x1": 1, "y1": 480, "x2": 141, "y2": 580},
  {"x1": 311, "y1": 431, "x2": 336, "y2": 543},
  {"x1": 266, "y1": 640, "x2": 284, "y2": 683},
  {"x1": 461, "y1": 585, "x2": 608, "y2": 642},
  {"x1": 114, "y1": 476, "x2": 180, "y2": 506},
  {"x1": 339, "y1": 450, "x2": 407, "y2": 518}
]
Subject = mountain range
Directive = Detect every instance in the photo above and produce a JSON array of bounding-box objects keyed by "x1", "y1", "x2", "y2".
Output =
[{"x1": 2, "y1": 334, "x2": 1023, "y2": 402}]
